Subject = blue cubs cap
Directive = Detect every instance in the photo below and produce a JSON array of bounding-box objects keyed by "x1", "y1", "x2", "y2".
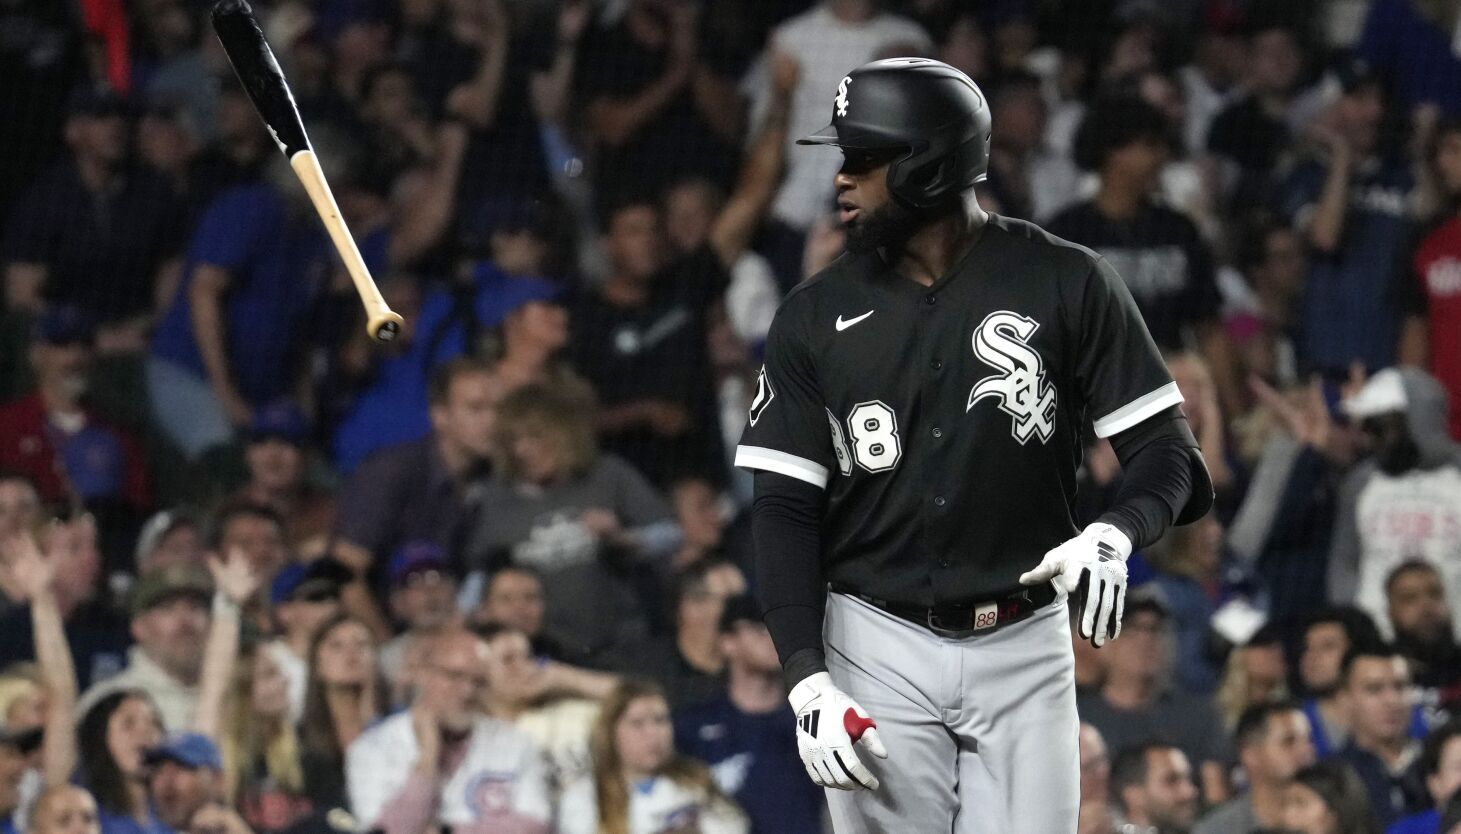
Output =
[
  {"x1": 145, "y1": 733, "x2": 222, "y2": 770},
  {"x1": 387, "y1": 541, "x2": 453, "y2": 587},
  {"x1": 34, "y1": 305, "x2": 96, "y2": 346},
  {"x1": 269, "y1": 558, "x2": 351, "y2": 605},
  {"x1": 249, "y1": 401, "x2": 310, "y2": 446}
]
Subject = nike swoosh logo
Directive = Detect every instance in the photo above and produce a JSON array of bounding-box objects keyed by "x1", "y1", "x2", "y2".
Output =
[{"x1": 835, "y1": 310, "x2": 874, "y2": 331}]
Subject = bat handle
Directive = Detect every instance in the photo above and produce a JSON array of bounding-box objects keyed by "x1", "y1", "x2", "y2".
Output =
[{"x1": 288, "y1": 150, "x2": 404, "y2": 342}]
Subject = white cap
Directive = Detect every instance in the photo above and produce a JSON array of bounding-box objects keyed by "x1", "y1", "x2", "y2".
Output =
[{"x1": 1342, "y1": 368, "x2": 1408, "y2": 419}]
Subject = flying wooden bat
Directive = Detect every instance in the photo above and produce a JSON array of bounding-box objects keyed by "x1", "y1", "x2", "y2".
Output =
[{"x1": 211, "y1": 0, "x2": 403, "y2": 342}]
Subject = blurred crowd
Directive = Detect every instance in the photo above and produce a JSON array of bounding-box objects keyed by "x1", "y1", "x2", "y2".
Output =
[{"x1": 2, "y1": 0, "x2": 1461, "y2": 832}]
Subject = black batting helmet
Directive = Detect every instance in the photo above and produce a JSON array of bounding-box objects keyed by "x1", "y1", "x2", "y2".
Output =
[{"x1": 798, "y1": 57, "x2": 992, "y2": 209}]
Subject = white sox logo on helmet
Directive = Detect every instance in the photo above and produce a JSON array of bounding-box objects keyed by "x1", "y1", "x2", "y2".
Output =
[
  {"x1": 835, "y1": 76, "x2": 852, "y2": 117},
  {"x1": 967, "y1": 311, "x2": 1056, "y2": 444}
]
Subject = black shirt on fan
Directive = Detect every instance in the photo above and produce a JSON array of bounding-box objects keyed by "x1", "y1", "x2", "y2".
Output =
[
  {"x1": 735, "y1": 215, "x2": 1181, "y2": 606},
  {"x1": 568, "y1": 246, "x2": 730, "y2": 488},
  {"x1": 1045, "y1": 200, "x2": 1220, "y2": 350}
]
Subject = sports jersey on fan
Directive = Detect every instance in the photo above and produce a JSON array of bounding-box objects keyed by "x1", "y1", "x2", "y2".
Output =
[
  {"x1": 1408, "y1": 215, "x2": 1461, "y2": 439},
  {"x1": 557, "y1": 774, "x2": 747, "y2": 834},
  {"x1": 675, "y1": 698, "x2": 822, "y2": 834},
  {"x1": 735, "y1": 215, "x2": 1181, "y2": 605}
]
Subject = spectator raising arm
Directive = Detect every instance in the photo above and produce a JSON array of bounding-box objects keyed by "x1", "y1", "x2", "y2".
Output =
[
  {"x1": 705, "y1": 49, "x2": 797, "y2": 268},
  {"x1": 1398, "y1": 313, "x2": 1428, "y2": 368},
  {"x1": 682, "y1": 4, "x2": 741, "y2": 147},
  {"x1": 388, "y1": 120, "x2": 470, "y2": 268},
  {"x1": 586, "y1": 10, "x2": 693, "y2": 147},
  {"x1": 443, "y1": 0, "x2": 510, "y2": 132},
  {"x1": 191, "y1": 549, "x2": 260, "y2": 741},
  {"x1": 529, "y1": 0, "x2": 590, "y2": 128},
  {"x1": 1305, "y1": 123, "x2": 1356, "y2": 255},
  {"x1": 2, "y1": 522, "x2": 77, "y2": 787}
]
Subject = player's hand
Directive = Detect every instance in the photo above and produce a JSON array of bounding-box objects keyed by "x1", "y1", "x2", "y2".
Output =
[
  {"x1": 788, "y1": 672, "x2": 887, "y2": 791},
  {"x1": 1019, "y1": 522, "x2": 1131, "y2": 647}
]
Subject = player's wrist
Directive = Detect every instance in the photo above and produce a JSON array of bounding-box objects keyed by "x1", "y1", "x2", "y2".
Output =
[
  {"x1": 781, "y1": 647, "x2": 828, "y2": 695},
  {"x1": 788, "y1": 671, "x2": 834, "y2": 712},
  {"x1": 1083, "y1": 522, "x2": 1132, "y2": 560}
]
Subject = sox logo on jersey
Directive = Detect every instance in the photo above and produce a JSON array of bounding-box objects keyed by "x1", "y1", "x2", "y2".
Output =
[{"x1": 967, "y1": 311, "x2": 1056, "y2": 444}]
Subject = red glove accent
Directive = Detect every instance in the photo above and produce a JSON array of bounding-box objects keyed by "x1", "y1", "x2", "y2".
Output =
[{"x1": 843, "y1": 708, "x2": 877, "y2": 742}]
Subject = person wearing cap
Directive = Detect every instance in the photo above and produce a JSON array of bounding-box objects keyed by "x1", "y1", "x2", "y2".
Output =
[
  {"x1": 2, "y1": 85, "x2": 185, "y2": 333},
  {"x1": 378, "y1": 543, "x2": 461, "y2": 695},
  {"x1": 1075, "y1": 590, "x2": 1233, "y2": 806},
  {"x1": 144, "y1": 734, "x2": 224, "y2": 834},
  {"x1": 75, "y1": 565, "x2": 214, "y2": 731},
  {"x1": 674, "y1": 595, "x2": 822, "y2": 834},
  {"x1": 231, "y1": 404, "x2": 335, "y2": 560},
  {"x1": 346, "y1": 629, "x2": 552, "y2": 834},
  {"x1": 1328, "y1": 368, "x2": 1461, "y2": 636},
  {"x1": 0, "y1": 306, "x2": 150, "y2": 514},
  {"x1": 1279, "y1": 57, "x2": 1414, "y2": 377},
  {"x1": 266, "y1": 559, "x2": 348, "y2": 722},
  {"x1": 134, "y1": 512, "x2": 204, "y2": 578}
]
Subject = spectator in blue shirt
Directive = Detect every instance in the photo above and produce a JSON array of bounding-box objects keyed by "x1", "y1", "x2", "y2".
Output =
[
  {"x1": 147, "y1": 162, "x2": 333, "y2": 462},
  {"x1": 674, "y1": 595, "x2": 822, "y2": 834},
  {"x1": 1333, "y1": 648, "x2": 1429, "y2": 829},
  {"x1": 1388, "y1": 721, "x2": 1461, "y2": 834},
  {"x1": 1280, "y1": 59, "x2": 1415, "y2": 376},
  {"x1": 143, "y1": 734, "x2": 223, "y2": 834}
]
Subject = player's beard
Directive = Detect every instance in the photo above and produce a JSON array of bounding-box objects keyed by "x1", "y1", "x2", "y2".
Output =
[{"x1": 843, "y1": 199, "x2": 921, "y2": 253}]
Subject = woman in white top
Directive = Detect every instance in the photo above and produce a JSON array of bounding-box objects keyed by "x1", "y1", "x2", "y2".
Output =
[{"x1": 558, "y1": 680, "x2": 746, "y2": 834}]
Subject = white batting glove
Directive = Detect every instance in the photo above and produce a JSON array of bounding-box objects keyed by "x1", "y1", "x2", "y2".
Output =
[
  {"x1": 788, "y1": 672, "x2": 888, "y2": 791},
  {"x1": 1019, "y1": 522, "x2": 1132, "y2": 648}
]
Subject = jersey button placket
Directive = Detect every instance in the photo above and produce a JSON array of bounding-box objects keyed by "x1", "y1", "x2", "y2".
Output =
[{"x1": 931, "y1": 427, "x2": 942, "y2": 438}]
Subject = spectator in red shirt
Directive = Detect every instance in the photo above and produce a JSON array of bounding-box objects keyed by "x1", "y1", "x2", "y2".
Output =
[
  {"x1": 0, "y1": 307, "x2": 148, "y2": 516},
  {"x1": 1401, "y1": 118, "x2": 1461, "y2": 439}
]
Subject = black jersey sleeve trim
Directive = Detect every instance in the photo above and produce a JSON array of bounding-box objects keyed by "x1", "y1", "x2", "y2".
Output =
[
  {"x1": 735, "y1": 444, "x2": 830, "y2": 489},
  {"x1": 1092, "y1": 381, "x2": 1185, "y2": 438}
]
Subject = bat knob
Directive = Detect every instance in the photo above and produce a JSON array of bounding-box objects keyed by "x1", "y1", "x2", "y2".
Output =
[
  {"x1": 211, "y1": 0, "x2": 253, "y2": 20},
  {"x1": 368, "y1": 313, "x2": 405, "y2": 343}
]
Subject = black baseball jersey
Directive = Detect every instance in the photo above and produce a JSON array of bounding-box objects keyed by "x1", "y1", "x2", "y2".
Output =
[{"x1": 735, "y1": 215, "x2": 1182, "y2": 606}]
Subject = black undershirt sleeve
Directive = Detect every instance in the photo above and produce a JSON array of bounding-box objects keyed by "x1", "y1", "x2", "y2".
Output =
[
  {"x1": 749, "y1": 470, "x2": 829, "y2": 688},
  {"x1": 1095, "y1": 406, "x2": 1212, "y2": 548}
]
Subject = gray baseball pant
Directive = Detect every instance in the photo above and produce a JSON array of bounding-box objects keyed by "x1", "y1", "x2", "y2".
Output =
[{"x1": 821, "y1": 591, "x2": 1081, "y2": 833}]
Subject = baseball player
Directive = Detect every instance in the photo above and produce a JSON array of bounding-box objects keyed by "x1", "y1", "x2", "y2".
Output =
[{"x1": 735, "y1": 58, "x2": 1213, "y2": 833}]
